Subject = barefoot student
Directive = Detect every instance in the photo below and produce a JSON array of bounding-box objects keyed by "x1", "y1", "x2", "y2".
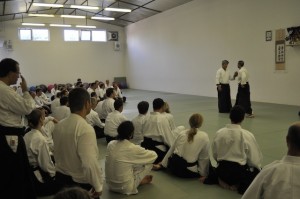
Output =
[{"x1": 105, "y1": 121, "x2": 157, "y2": 195}]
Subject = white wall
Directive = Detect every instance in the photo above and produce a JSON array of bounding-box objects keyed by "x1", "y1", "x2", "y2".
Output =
[
  {"x1": 125, "y1": 0, "x2": 300, "y2": 106},
  {"x1": 0, "y1": 18, "x2": 126, "y2": 86}
]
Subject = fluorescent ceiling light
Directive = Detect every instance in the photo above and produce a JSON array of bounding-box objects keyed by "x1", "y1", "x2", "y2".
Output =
[
  {"x1": 50, "y1": 24, "x2": 72, "y2": 27},
  {"x1": 104, "y1": 8, "x2": 131, "y2": 12},
  {"x1": 32, "y1": 3, "x2": 63, "y2": 8},
  {"x1": 61, "y1": 15, "x2": 86, "y2": 19},
  {"x1": 22, "y1": 23, "x2": 45, "y2": 26},
  {"x1": 70, "y1": 5, "x2": 100, "y2": 10},
  {"x1": 76, "y1": 25, "x2": 97, "y2": 28},
  {"x1": 91, "y1": 16, "x2": 115, "y2": 21},
  {"x1": 28, "y1": 13, "x2": 55, "y2": 17}
]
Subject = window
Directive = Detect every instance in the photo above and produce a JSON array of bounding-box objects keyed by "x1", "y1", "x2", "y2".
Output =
[
  {"x1": 19, "y1": 29, "x2": 32, "y2": 40},
  {"x1": 64, "y1": 30, "x2": 79, "y2": 41},
  {"x1": 81, "y1": 30, "x2": 91, "y2": 41},
  {"x1": 32, "y1": 29, "x2": 49, "y2": 41},
  {"x1": 92, "y1": 30, "x2": 107, "y2": 42},
  {"x1": 19, "y1": 28, "x2": 49, "y2": 41}
]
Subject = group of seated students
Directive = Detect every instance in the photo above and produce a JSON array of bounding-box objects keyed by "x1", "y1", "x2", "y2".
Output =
[{"x1": 18, "y1": 79, "x2": 300, "y2": 199}]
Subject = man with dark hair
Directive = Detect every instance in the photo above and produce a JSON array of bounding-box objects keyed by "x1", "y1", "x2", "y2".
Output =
[
  {"x1": 104, "y1": 99, "x2": 127, "y2": 143},
  {"x1": 0, "y1": 58, "x2": 36, "y2": 199},
  {"x1": 131, "y1": 101, "x2": 150, "y2": 145},
  {"x1": 105, "y1": 121, "x2": 157, "y2": 195},
  {"x1": 141, "y1": 98, "x2": 175, "y2": 163},
  {"x1": 99, "y1": 88, "x2": 115, "y2": 122},
  {"x1": 233, "y1": 60, "x2": 254, "y2": 118},
  {"x1": 53, "y1": 88, "x2": 103, "y2": 199},
  {"x1": 212, "y1": 105, "x2": 262, "y2": 194},
  {"x1": 242, "y1": 122, "x2": 300, "y2": 199},
  {"x1": 216, "y1": 60, "x2": 233, "y2": 113}
]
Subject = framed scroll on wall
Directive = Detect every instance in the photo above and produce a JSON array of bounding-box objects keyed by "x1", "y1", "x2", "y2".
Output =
[{"x1": 275, "y1": 29, "x2": 285, "y2": 71}]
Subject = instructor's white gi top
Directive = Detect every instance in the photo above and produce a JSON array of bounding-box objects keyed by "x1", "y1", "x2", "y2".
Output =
[
  {"x1": 237, "y1": 67, "x2": 250, "y2": 85},
  {"x1": 161, "y1": 129, "x2": 210, "y2": 176},
  {"x1": 0, "y1": 80, "x2": 35, "y2": 127},
  {"x1": 242, "y1": 155, "x2": 300, "y2": 199},
  {"x1": 105, "y1": 139, "x2": 157, "y2": 195},
  {"x1": 216, "y1": 67, "x2": 232, "y2": 84},
  {"x1": 53, "y1": 114, "x2": 103, "y2": 192},
  {"x1": 212, "y1": 124, "x2": 262, "y2": 169}
]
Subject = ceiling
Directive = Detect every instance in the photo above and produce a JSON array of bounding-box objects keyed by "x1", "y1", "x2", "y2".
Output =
[{"x1": 0, "y1": 0, "x2": 194, "y2": 27}]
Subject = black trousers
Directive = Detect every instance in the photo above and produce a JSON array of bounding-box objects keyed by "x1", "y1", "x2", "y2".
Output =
[
  {"x1": 105, "y1": 135, "x2": 116, "y2": 143},
  {"x1": 32, "y1": 167, "x2": 58, "y2": 196},
  {"x1": 0, "y1": 126, "x2": 37, "y2": 199},
  {"x1": 217, "y1": 84, "x2": 232, "y2": 113},
  {"x1": 235, "y1": 83, "x2": 252, "y2": 114},
  {"x1": 168, "y1": 154, "x2": 199, "y2": 178},
  {"x1": 216, "y1": 161, "x2": 259, "y2": 194},
  {"x1": 55, "y1": 172, "x2": 100, "y2": 199},
  {"x1": 141, "y1": 137, "x2": 168, "y2": 164}
]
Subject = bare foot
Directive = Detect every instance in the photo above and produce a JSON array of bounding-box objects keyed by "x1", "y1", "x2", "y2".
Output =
[
  {"x1": 140, "y1": 175, "x2": 153, "y2": 185},
  {"x1": 152, "y1": 164, "x2": 162, "y2": 171},
  {"x1": 218, "y1": 178, "x2": 231, "y2": 190},
  {"x1": 199, "y1": 176, "x2": 206, "y2": 183}
]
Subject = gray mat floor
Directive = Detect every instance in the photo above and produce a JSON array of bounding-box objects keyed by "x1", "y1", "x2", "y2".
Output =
[{"x1": 39, "y1": 89, "x2": 300, "y2": 199}]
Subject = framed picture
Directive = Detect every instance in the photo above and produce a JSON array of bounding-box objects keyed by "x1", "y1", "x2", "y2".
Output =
[{"x1": 266, "y1": 30, "x2": 272, "y2": 41}]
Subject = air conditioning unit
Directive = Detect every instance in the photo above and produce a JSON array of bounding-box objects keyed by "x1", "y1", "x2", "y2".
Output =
[
  {"x1": 114, "y1": 41, "x2": 120, "y2": 51},
  {"x1": 4, "y1": 40, "x2": 13, "y2": 51},
  {"x1": 108, "y1": 31, "x2": 118, "y2": 41}
]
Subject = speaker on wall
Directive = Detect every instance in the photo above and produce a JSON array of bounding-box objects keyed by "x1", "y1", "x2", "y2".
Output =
[
  {"x1": 108, "y1": 31, "x2": 118, "y2": 41},
  {"x1": 114, "y1": 41, "x2": 120, "y2": 51}
]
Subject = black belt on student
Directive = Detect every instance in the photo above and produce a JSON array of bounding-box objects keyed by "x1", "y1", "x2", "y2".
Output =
[
  {"x1": 143, "y1": 137, "x2": 165, "y2": 146},
  {"x1": 0, "y1": 124, "x2": 25, "y2": 135}
]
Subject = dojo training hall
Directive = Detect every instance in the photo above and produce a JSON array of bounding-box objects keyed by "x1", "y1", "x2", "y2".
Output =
[{"x1": 1, "y1": 0, "x2": 300, "y2": 199}]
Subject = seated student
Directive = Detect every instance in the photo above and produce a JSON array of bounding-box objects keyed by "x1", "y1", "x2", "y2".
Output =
[
  {"x1": 99, "y1": 88, "x2": 116, "y2": 122},
  {"x1": 162, "y1": 102, "x2": 176, "y2": 130},
  {"x1": 162, "y1": 101, "x2": 185, "y2": 138},
  {"x1": 98, "y1": 83, "x2": 105, "y2": 101},
  {"x1": 212, "y1": 105, "x2": 262, "y2": 194},
  {"x1": 51, "y1": 92, "x2": 61, "y2": 112},
  {"x1": 141, "y1": 98, "x2": 175, "y2": 164},
  {"x1": 51, "y1": 96, "x2": 71, "y2": 121},
  {"x1": 105, "y1": 121, "x2": 157, "y2": 195},
  {"x1": 36, "y1": 88, "x2": 51, "y2": 107},
  {"x1": 131, "y1": 101, "x2": 149, "y2": 145},
  {"x1": 242, "y1": 122, "x2": 300, "y2": 199},
  {"x1": 86, "y1": 97, "x2": 105, "y2": 138},
  {"x1": 54, "y1": 186, "x2": 90, "y2": 199},
  {"x1": 113, "y1": 82, "x2": 126, "y2": 103},
  {"x1": 104, "y1": 99, "x2": 127, "y2": 143},
  {"x1": 153, "y1": 114, "x2": 210, "y2": 179},
  {"x1": 24, "y1": 109, "x2": 57, "y2": 196}
]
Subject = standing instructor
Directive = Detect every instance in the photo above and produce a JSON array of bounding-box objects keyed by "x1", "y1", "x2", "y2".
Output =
[
  {"x1": 216, "y1": 60, "x2": 233, "y2": 113},
  {"x1": 233, "y1": 60, "x2": 254, "y2": 118},
  {"x1": 0, "y1": 58, "x2": 36, "y2": 199}
]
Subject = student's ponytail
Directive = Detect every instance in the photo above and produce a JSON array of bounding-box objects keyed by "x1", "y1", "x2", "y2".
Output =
[{"x1": 187, "y1": 113, "x2": 203, "y2": 143}]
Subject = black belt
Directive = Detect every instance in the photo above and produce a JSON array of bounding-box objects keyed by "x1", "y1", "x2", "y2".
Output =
[
  {"x1": 144, "y1": 137, "x2": 165, "y2": 146},
  {"x1": 0, "y1": 125, "x2": 25, "y2": 135}
]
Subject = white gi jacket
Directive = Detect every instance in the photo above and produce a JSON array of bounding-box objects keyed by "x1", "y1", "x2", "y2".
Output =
[
  {"x1": 104, "y1": 110, "x2": 127, "y2": 137},
  {"x1": 105, "y1": 139, "x2": 157, "y2": 195},
  {"x1": 161, "y1": 129, "x2": 210, "y2": 176},
  {"x1": 242, "y1": 155, "x2": 300, "y2": 199},
  {"x1": 53, "y1": 114, "x2": 104, "y2": 192},
  {"x1": 24, "y1": 129, "x2": 56, "y2": 180},
  {"x1": 212, "y1": 124, "x2": 262, "y2": 169}
]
